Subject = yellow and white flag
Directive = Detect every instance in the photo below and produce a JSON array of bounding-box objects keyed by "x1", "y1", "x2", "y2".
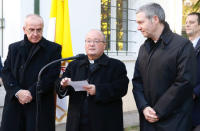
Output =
[{"x1": 47, "y1": 0, "x2": 73, "y2": 122}]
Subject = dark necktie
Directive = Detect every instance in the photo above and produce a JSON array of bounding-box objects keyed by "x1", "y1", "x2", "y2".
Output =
[{"x1": 89, "y1": 63, "x2": 96, "y2": 73}]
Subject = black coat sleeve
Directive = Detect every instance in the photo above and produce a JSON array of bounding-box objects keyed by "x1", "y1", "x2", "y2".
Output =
[
  {"x1": 2, "y1": 45, "x2": 21, "y2": 101},
  {"x1": 56, "y1": 62, "x2": 75, "y2": 99},
  {"x1": 132, "y1": 59, "x2": 149, "y2": 113},
  {"x1": 94, "y1": 60, "x2": 129, "y2": 103}
]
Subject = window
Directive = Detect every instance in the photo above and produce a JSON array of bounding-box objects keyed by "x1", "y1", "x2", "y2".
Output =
[
  {"x1": 101, "y1": 0, "x2": 137, "y2": 56},
  {"x1": 34, "y1": 0, "x2": 40, "y2": 14}
]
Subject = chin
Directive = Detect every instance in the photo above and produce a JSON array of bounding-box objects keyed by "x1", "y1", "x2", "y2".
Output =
[
  {"x1": 142, "y1": 34, "x2": 148, "y2": 38},
  {"x1": 186, "y1": 32, "x2": 193, "y2": 36},
  {"x1": 31, "y1": 41, "x2": 39, "y2": 44},
  {"x1": 141, "y1": 32, "x2": 147, "y2": 37},
  {"x1": 31, "y1": 39, "x2": 41, "y2": 43},
  {"x1": 88, "y1": 53, "x2": 96, "y2": 56},
  {"x1": 31, "y1": 37, "x2": 42, "y2": 43}
]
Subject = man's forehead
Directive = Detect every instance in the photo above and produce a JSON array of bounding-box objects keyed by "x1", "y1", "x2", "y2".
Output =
[
  {"x1": 187, "y1": 15, "x2": 198, "y2": 20},
  {"x1": 136, "y1": 12, "x2": 146, "y2": 17},
  {"x1": 26, "y1": 20, "x2": 43, "y2": 27},
  {"x1": 136, "y1": 12, "x2": 147, "y2": 20},
  {"x1": 26, "y1": 23, "x2": 43, "y2": 28},
  {"x1": 86, "y1": 32, "x2": 102, "y2": 39},
  {"x1": 25, "y1": 16, "x2": 43, "y2": 26}
]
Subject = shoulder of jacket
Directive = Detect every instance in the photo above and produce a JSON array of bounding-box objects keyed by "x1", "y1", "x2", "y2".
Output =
[
  {"x1": 67, "y1": 60, "x2": 82, "y2": 70},
  {"x1": 107, "y1": 57, "x2": 125, "y2": 68},
  {"x1": 43, "y1": 39, "x2": 61, "y2": 48},
  {"x1": 8, "y1": 40, "x2": 24, "y2": 50},
  {"x1": 172, "y1": 33, "x2": 190, "y2": 45}
]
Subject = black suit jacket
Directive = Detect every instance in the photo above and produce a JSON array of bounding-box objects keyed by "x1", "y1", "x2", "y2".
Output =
[{"x1": 193, "y1": 38, "x2": 200, "y2": 126}]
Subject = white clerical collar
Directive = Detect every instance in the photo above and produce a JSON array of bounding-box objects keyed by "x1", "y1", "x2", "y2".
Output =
[
  {"x1": 192, "y1": 36, "x2": 200, "y2": 48},
  {"x1": 89, "y1": 60, "x2": 94, "y2": 64}
]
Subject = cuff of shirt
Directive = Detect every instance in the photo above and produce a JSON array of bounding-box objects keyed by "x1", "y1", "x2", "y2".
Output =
[
  {"x1": 15, "y1": 89, "x2": 22, "y2": 99},
  {"x1": 58, "y1": 85, "x2": 68, "y2": 97}
]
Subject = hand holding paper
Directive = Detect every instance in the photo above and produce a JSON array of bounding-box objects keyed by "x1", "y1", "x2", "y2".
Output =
[
  {"x1": 83, "y1": 84, "x2": 96, "y2": 95},
  {"x1": 60, "y1": 77, "x2": 71, "y2": 88},
  {"x1": 68, "y1": 80, "x2": 89, "y2": 91}
]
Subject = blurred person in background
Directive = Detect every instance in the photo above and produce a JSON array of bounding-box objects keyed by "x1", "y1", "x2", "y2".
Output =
[{"x1": 185, "y1": 12, "x2": 200, "y2": 131}]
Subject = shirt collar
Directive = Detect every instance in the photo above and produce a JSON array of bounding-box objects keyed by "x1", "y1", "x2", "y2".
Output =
[
  {"x1": 23, "y1": 34, "x2": 46, "y2": 48},
  {"x1": 80, "y1": 53, "x2": 109, "y2": 66},
  {"x1": 192, "y1": 36, "x2": 200, "y2": 48},
  {"x1": 89, "y1": 60, "x2": 94, "y2": 64}
]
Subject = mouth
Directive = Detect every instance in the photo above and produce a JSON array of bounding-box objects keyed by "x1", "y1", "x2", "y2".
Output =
[
  {"x1": 141, "y1": 31, "x2": 146, "y2": 35},
  {"x1": 140, "y1": 30, "x2": 145, "y2": 33},
  {"x1": 89, "y1": 48, "x2": 95, "y2": 50},
  {"x1": 185, "y1": 29, "x2": 191, "y2": 32}
]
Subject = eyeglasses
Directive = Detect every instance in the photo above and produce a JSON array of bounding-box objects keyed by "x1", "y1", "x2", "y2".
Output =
[
  {"x1": 26, "y1": 28, "x2": 43, "y2": 34},
  {"x1": 85, "y1": 40, "x2": 105, "y2": 44}
]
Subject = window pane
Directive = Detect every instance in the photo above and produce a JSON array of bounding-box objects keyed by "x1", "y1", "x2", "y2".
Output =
[
  {"x1": 116, "y1": 0, "x2": 128, "y2": 51},
  {"x1": 101, "y1": 0, "x2": 111, "y2": 50},
  {"x1": 101, "y1": 0, "x2": 137, "y2": 56}
]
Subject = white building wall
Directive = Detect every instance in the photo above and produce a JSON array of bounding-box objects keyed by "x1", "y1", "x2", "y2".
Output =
[
  {"x1": 40, "y1": 0, "x2": 51, "y2": 39},
  {"x1": 68, "y1": 0, "x2": 101, "y2": 55},
  {"x1": 3, "y1": 0, "x2": 35, "y2": 58}
]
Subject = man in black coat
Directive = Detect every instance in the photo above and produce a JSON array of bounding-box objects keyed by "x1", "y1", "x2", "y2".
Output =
[
  {"x1": 0, "y1": 14, "x2": 61, "y2": 131},
  {"x1": 56, "y1": 29, "x2": 129, "y2": 131},
  {"x1": 132, "y1": 3, "x2": 197, "y2": 131},
  {"x1": 185, "y1": 12, "x2": 200, "y2": 131}
]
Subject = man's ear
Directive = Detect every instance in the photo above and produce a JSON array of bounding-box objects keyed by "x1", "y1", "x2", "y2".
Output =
[
  {"x1": 23, "y1": 26, "x2": 26, "y2": 33},
  {"x1": 152, "y1": 15, "x2": 159, "y2": 24},
  {"x1": 103, "y1": 43, "x2": 107, "y2": 50}
]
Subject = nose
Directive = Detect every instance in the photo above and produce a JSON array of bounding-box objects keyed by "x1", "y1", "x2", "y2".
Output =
[
  {"x1": 186, "y1": 22, "x2": 190, "y2": 26},
  {"x1": 89, "y1": 41, "x2": 95, "y2": 46},
  {"x1": 31, "y1": 30, "x2": 39, "y2": 35},
  {"x1": 185, "y1": 23, "x2": 190, "y2": 29},
  {"x1": 33, "y1": 32, "x2": 37, "y2": 35},
  {"x1": 137, "y1": 25, "x2": 142, "y2": 30}
]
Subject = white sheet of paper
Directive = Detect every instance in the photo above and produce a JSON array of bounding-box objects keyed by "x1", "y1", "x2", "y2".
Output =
[{"x1": 68, "y1": 80, "x2": 89, "y2": 91}]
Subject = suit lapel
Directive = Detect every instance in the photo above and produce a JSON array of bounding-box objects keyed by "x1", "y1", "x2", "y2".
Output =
[
  {"x1": 195, "y1": 38, "x2": 200, "y2": 56},
  {"x1": 24, "y1": 44, "x2": 40, "y2": 68},
  {"x1": 18, "y1": 41, "x2": 28, "y2": 63}
]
